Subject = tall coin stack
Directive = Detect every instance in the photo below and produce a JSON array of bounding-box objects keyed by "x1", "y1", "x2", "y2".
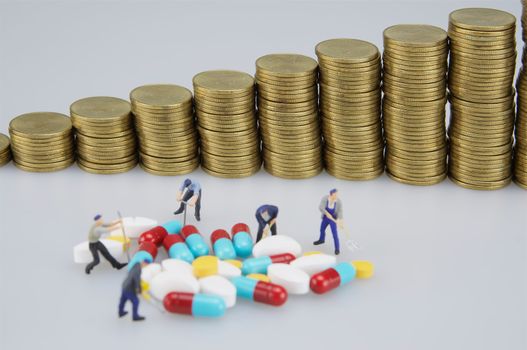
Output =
[
  {"x1": 70, "y1": 97, "x2": 138, "y2": 174},
  {"x1": 515, "y1": 1, "x2": 527, "y2": 189},
  {"x1": 0, "y1": 133, "x2": 11, "y2": 167},
  {"x1": 448, "y1": 8, "x2": 516, "y2": 190},
  {"x1": 9, "y1": 112, "x2": 75, "y2": 172},
  {"x1": 193, "y1": 70, "x2": 261, "y2": 178},
  {"x1": 316, "y1": 39, "x2": 384, "y2": 180},
  {"x1": 256, "y1": 54, "x2": 323, "y2": 179},
  {"x1": 130, "y1": 84, "x2": 199, "y2": 176},
  {"x1": 382, "y1": 25, "x2": 448, "y2": 185}
]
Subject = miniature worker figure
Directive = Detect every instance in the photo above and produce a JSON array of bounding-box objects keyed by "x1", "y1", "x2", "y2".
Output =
[
  {"x1": 255, "y1": 204, "x2": 279, "y2": 243},
  {"x1": 119, "y1": 259, "x2": 151, "y2": 321},
  {"x1": 313, "y1": 189, "x2": 343, "y2": 255},
  {"x1": 174, "y1": 178, "x2": 202, "y2": 221},
  {"x1": 85, "y1": 215, "x2": 127, "y2": 274}
]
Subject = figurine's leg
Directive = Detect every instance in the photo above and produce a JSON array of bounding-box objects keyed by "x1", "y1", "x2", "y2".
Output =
[
  {"x1": 195, "y1": 190, "x2": 201, "y2": 220},
  {"x1": 98, "y1": 241, "x2": 126, "y2": 269},
  {"x1": 255, "y1": 215, "x2": 266, "y2": 242},
  {"x1": 270, "y1": 221, "x2": 277, "y2": 236},
  {"x1": 314, "y1": 218, "x2": 329, "y2": 245},
  {"x1": 130, "y1": 293, "x2": 144, "y2": 321},
  {"x1": 118, "y1": 291, "x2": 129, "y2": 317},
  {"x1": 85, "y1": 243, "x2": 100, "y2": 274},
  {"x1": 173, "y1": 202, "x2": 185, "y2": 215},
  {"x1": 329, "y1": 221, "x2": 340, "y2": 254}
]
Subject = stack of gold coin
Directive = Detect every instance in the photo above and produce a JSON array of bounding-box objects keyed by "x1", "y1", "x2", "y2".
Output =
[
  {"x1": 316, "y1": 39, "x2": 383, "y2": 180},
  {"x1": 8, "y1": 112, "x2": 75, "y2": 172},
  {"x1": 515, "y1": 2, "x2": 527, "y2": 189},
  {"x1": 193, "y1": 70, "x2": 261, "y2": 178},
  {"x1": 448, "y1": 8, "x2": 516, "y2": 190},
  {"x1": 130, "y1": 84, "x2": 199, "y2": 176},
  {"x1": 382, "y1": 24, "x2": 448, "y2": 185},
  {"x1": 256, "y1": 54, "x2": 323, "y2": 179},
  {"x1": 70, "y1": 97, "x2": 138, "y2": 174},
  {"x1": 0, "y1": 133, "x2": 12, "y2": 167}
]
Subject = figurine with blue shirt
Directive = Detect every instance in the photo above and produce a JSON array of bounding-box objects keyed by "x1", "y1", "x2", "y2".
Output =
[
  {"x1": 174, "y1": 178, "x2": 202, "y2": 221},
  {"x1": 255, "y1": 204, "x2": 279, "y2": 243},
  {"x1": 313, "y1": 189, "x2": 343, "y2": 255}
]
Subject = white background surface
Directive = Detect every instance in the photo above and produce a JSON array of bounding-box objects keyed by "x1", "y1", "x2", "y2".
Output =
[{"x1": 0, "y1": 1, "x2": 526, "y2": 349}]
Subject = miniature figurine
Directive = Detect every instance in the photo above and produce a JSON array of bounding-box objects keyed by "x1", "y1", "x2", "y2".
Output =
[
  {"x1": 119, "y1": 258, "x2": 151, "y2": 321},
  {"x1": 313, "y1": 189, "x2": 343, "y2": 255},
  {"x1": 85, "y1": 215, "x2": 128, "y2": 274},
  {"x1": 255, "y1": 204, "x2": 279, "y2": 243},
  {"x1": 174, "y1": 178, "x2": 202, "y2": 221}
]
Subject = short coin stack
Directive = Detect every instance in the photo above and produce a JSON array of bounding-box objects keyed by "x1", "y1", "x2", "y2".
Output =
[
  {"x1": 8, "y1": 112, "x2": 75, "y2": 172},
  {"x1": 316, "y1": 39, "x2": 383, "y2": 180},
  {"x1": 193, "y1": 70, "x2": 261, "y2": 178},
  {"x1": 70, "y1": 97, "x2": 138, "y2": 174},
  {"x1": 0, "y1": 133, "x2": 11, "y2": 167},
  {"x1": 382, "y1": 25, "x2": 448, "y2": 185},
  {"x1": 448, "y1": 8, "x2": 516, "y2": 190},
  {"x1": 130, "y1": 84, "x2": 199, "y2": 176},
  {"x1": 256, "y1": 54, "x2": 323, "y2": 179},
  {"x1": 514, "y1": 2, "x2": 527, "y2": 190}
]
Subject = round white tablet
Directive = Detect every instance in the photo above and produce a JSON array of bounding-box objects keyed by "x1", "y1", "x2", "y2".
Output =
[
  {"x1": 218, "y1": 260, "x2": 242, "y2": 278},
  {"x1": 149, "y1": 271, "x2": 200, "y2": 301},
  {"x1": 199, "y1": 275, "x2": 237, "y2": 308},
  {"x1": 161, "y1": 259, "x2": 194, "y2": 277},
  {"x1": 141, "y1": 263, "x2": 162, "y2": 283},
  {"x1": 290, "y1": 254, "x2": 337, "y2": 276},
  {"x1": 267, "y1": 263, "x2": 310, "y2": 295}
]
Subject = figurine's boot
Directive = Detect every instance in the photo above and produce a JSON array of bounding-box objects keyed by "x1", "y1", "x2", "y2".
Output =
[
  {"x1": 173, "y1": 203, "x2": 185, "y2": 215},
  {"x1": 133, "y1": 316, "x2": 145, "y2": 321},
  {"x1": 114, "y1": 262, "x2": 128, "y2": 270},
  {"x1": 313, "y1": 240, "x2": 325, "y2": 245},
  {"x1": 334, "y1": 249, "x2": 340, "y2": 255},
  {"x1": 118, "y1": 311, "x2": 128, "y2": 318}
]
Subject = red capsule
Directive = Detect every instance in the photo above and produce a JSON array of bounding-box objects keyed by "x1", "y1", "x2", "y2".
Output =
[
  {"x1": 180, "y1": 225, "x2": 200, "y2": 239},
  {"x1": 271, "y1": 253, "x2": 296, "y2": 264},
  {"x1": 162, "y1": 234, "x2": 184, "y2": 251},
  {"x1": 210, "y1": 229, "x2": 231, "y2": 245},
  {"x1": 137, "y1": 241, "x2": 158, "y2": 259},
  {"x1": 253, "y1": 281, "x2": 288, "y2": 306},
  {"x1": 139, "y1": 226, "x2": 168, "y2": 246},
  {"x1": 231, "y1": 223, "x2": 251, "y2": 236},
  {"x1": 310, "y1": 268, "x2": 341, "y2": 294},
  {"x1": 163, "y1": 292, "x2": 193, "y2": 315}
]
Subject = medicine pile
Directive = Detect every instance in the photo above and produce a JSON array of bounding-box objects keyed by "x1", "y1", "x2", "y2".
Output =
[{"x1": 77, "y1": 219, "x2": 374, "y2": 318}]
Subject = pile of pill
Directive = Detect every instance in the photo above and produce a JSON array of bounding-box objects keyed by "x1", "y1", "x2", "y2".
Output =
[{"x1": 78, "y1": 219, "x2": 374, "y2": 318}]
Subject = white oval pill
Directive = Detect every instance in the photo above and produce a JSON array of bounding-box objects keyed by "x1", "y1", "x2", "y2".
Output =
[
  {"x1": 267, "y1": 263, "x2": 310, "y2": 295},
  {"x1": 252, "y1": 235, "x2": 302, "y2": 258},
  {"x1": 149, "y1": 271, "x2": 200, "y2": 301},
  {"x1": 218, "y1": 260, "x2": 242, "y2": 278},
  {"x1": 161, "y1": 259, "x2": 194, "y2": 277},
  {"x1": 290, "y1": 254, "x2": 337, "y2": 276},
  {"x1": 110, "y1": 217, "x2": 158, "y2": 238},
  {"x1": 141, "y1": 263, "x2": 162, "y2": 283},
  {"x1": 199, "y1": 275, "x2": 237, "y2": 308}
]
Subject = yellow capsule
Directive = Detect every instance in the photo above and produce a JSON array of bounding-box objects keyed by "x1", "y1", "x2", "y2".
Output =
[
  {"x1": 192, "y1": 256, "x2": 219, "y2": 278},
  {"x1": 247, "y1": 273, "x2": 271, "y2": 283},
  {"x1": 351, "y1": 261, "x2": 375, "y2": 279}
]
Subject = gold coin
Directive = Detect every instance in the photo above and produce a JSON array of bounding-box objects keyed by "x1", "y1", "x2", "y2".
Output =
[
  {"x1": 449, "y1": 8, "x2": 516, "y2": 32},
  {"x1": 193, "y1": 70, "x2": 254, "y2": 95},
  {"x1": 9, "y1": 112, "x2": 72, "y2": 139},
  {"x1": 130, "y1": 84, "x2": 192, "y2": 110},
  {"x1": 14, "y1": 159, "x2": 74, "y2": 173},
  {"x1": 256, "y1": 54, "x2": 318, "y2": 78},
  {"x1": 315, "y1": 38, "x2": 379, "y2": 64},
  {"x1": 384, "y1": 24, "x2": 447, "y2": 47},
  {"x1": 71, "y1": 96, "x2": 131, "y2": 122}
]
